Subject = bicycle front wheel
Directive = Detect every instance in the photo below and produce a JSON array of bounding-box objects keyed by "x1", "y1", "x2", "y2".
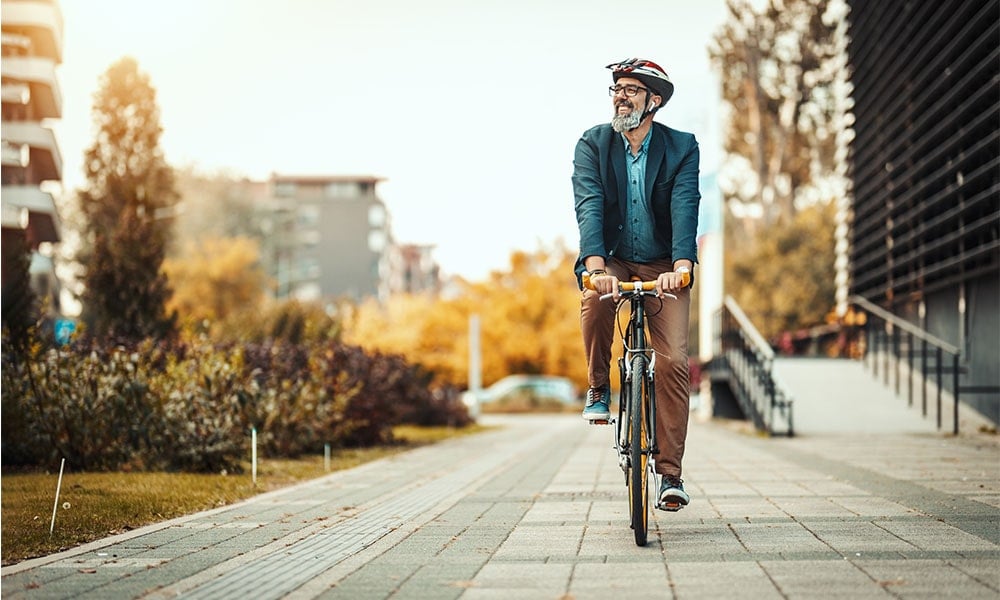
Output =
[{"x1": 628, "y1": 354, "x2": 651, "y2": 546}]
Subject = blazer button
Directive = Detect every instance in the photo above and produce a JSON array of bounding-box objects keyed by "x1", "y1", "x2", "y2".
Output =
[{"x1": 618, "y1": 225, "x2": 623, "y2": 230}]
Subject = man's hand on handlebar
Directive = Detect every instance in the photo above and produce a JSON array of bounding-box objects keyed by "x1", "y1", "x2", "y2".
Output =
[
  {"x1": 655, "y1": 269, "x2": 689, "y2": 296},
  {"x1": 589, "y1": 272, "x2": 621, "y2": 299}
]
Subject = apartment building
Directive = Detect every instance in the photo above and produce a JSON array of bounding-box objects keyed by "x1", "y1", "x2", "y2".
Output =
[
  {"x1": 257, "y1": 174, "x2": 439, "y2": 303},
  {"x1": 1, "y1": 0, "x2": 63, "y2": 314},
  {"x1": 387, "y1": 243, "x2": 441, "y2": 296}
]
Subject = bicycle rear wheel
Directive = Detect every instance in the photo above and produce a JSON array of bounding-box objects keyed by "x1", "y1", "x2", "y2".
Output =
[{"x1": 628, "y1": 354, "x2": 651, "y2": 546}]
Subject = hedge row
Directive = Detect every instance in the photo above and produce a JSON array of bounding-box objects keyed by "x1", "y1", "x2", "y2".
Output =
[{"x1": 1, "y1": 338, "x2": 471, "y2": 473}]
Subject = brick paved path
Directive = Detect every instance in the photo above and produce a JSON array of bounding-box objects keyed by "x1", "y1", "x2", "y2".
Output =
[{"x1": 3, "y1": 410, "x2": 998, "y2": 599}]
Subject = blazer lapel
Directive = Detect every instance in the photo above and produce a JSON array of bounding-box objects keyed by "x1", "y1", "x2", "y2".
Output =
[
  {"x1": 645, "y1": 125, "x2": 666, "y2": 202},
  {"x1": 610, "y1": 133, "x2": 628, "y2": 221}
]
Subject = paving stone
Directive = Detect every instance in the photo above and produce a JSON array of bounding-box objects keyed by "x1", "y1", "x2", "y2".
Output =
[{"x1": 668, "y1": 560, "x2": 782, "y2": 599}]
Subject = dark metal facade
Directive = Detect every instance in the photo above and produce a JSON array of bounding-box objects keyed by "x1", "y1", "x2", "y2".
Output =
[{"x1": 846, "y1": 0, "x2": 1000, "y2": 422}]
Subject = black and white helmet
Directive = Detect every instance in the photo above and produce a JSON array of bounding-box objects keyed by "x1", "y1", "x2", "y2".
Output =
[{"x1": 607, "y1": 58, "x2": 674, "y2": 104}]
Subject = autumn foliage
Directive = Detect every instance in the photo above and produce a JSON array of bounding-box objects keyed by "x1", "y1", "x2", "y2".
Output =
[
  {"x1": 163, "y1": 236, "x2": 270, "y2": 333},
  {"x1": 346, "y1": 244, "x2": 588, "y2": 390}
]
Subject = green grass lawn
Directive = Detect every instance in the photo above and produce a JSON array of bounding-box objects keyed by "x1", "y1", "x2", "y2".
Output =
[{"x1": 1, "y1": 424, "x2": 489, "y2": 566}]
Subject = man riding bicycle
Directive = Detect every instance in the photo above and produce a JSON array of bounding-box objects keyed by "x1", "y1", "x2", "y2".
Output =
[{"x1": 572, "y1": 58, "x2": 700, "y2": 510}]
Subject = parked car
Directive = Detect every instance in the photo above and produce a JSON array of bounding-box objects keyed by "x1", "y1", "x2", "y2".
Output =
[{"x1": 462, "y1": 375, "x2": 580, "y2": 417}]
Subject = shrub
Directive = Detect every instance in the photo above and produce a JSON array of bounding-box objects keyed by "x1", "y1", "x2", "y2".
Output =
[
  {"x1": 241, "y1": 341, "x2": 351, "y2": 458},
  {"x1": 148, "y1": 342, "x2": 253, "y2": 472},
  {"x1": 397, "y1": 379, "x2": 473, "y2": 428},
  {"x1": 224, "y1": 300, "x2": 343, "y2": 345},
  {"x1": 1, "y1": 334, "x2": 470, "y2": 472},
  {"x1": 1, "y1": 340, "x2": 163, "y2": 471}
]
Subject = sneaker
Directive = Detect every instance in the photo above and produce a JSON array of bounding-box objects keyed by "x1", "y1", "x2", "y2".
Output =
[
  {"x1": 657, "y1": 475, "x2": 689, "y2": 511},
  {"x1": 581, "y1": 385, "x2": 611, "y2": 420}
]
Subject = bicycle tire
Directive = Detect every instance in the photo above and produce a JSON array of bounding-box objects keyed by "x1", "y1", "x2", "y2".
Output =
[{"x1": 628, "y1": 353, "x2": 650, "y2": 546}]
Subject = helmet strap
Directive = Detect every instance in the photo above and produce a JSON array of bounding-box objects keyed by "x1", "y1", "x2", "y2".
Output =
[{"x1": 627, "y1": 103, "x2": 659, "y2": 131}]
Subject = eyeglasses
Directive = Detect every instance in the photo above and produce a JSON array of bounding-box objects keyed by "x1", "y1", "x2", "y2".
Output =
[{"x1": 608, "y1": 84, "x2": 649, "y2": 98}]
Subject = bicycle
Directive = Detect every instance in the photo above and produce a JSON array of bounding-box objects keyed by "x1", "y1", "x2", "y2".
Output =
[{"x1": 582, "y1": 269, "x2": 690, "y2": 546}]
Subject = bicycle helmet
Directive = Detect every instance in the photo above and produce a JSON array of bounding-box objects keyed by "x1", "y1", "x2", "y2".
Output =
[{"x1": 607, "y1": 58, "x2": 674, "y2": 104}]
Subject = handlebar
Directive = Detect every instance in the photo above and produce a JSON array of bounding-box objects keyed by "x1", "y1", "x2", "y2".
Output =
[{"x1": 582, "y1": 270, "x2": 690, "y2": 293}]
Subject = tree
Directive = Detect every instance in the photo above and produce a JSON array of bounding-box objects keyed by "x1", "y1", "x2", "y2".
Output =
[
  {"x1": 726, "y1": 202, "x2": 837, "y2": 341},
  {"x1": 345, "y1": 242, "x2": 587, "y2": 389},
  {"x1": 1, "y1": 232, "x2": 38, "y2": 355},
  {"x1": 169, "y1": 167, "x2": 261, "y2": 255},
  {"x1": 162, "y1": 236, "x2": 270, "y2": 336},
  {"x1": 710, "y1": 0, "x2": 847, "y2": 239},
  {"x1": 709, "y1": 0, "x2": 850, "y2": 337},
  {"x1": 77, "y1": 57, "x2": 178, "y2": 342}
]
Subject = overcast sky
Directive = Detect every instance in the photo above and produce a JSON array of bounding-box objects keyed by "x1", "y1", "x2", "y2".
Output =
[{"x1": 54, "y1": 0, "x2": 727, "y2": 281}]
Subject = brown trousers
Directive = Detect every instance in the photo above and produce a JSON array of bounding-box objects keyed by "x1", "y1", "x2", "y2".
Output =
[{"x1": 580, "y1": 257, "x2": 690, "y2": 478}]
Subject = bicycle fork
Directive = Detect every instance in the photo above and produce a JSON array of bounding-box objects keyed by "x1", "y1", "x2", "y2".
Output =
[{"x1": 615, "y1": 350, "x2": 659, "y2": 476}]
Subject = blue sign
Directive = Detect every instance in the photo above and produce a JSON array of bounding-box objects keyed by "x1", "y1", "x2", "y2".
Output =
[{"x1": 54, "y1": 319, "x2": 76, "y2": 345}]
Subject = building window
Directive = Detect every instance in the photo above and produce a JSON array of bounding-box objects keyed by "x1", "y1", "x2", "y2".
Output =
[
  {"x1": 275, "y1": 182, "x2": 296, "y2": 197},
  {"x1": 368, "y1": 204, "x2": 386, "y2": 227},
  {"x1": 300, "y1": 230, "x2": 320, "y2": 248},
  {"x1": 298, "y1": 204, "x2": 320, "y2": 227},
  {"x1": 325, "y1": 182, "x2": 359, "y2": 198},
  {"x1": 368, "y1": 230, "x2": 386, "y2": 252}
]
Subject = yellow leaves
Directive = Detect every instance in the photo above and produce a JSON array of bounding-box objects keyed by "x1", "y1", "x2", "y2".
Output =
[
  {"x1": 163, "y1": 236, "x2": 270, "y2": 332},
  {"x1": 345, "y1": 244, "x2": 588, "y2": 389},
  {"x1": 725, "y1": 201, "x2": 837, "y2": 340}
]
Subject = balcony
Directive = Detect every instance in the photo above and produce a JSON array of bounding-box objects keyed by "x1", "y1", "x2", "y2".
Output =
[
  {"x1": 0, "y1": 0, "x2": 63, "y2": 62},
  {"x1": 0, "y1": 184, "x2": 60, "y2": 243},
  {"x1": 1, "y1": 120, "x2": 62, "y2": 182},
  {"x1": 1, "y1": 55, "x2": 62, "y2": 118}
]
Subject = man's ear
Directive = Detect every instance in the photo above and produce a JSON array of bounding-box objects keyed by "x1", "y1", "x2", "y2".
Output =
[{"x1": 649, "y1": 94, "x2": 661, "y2": 110}]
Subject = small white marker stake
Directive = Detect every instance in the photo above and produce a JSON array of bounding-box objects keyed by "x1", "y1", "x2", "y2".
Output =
[
  {"x1": 324, "y1": 443, "x2": 330, "y2": 472},
  {"x1": 50, "y1": 458, "x2": 65, "y2": 536},
  {"x1": 251, "y1": 427, "x2": 258, "y2": 486}
]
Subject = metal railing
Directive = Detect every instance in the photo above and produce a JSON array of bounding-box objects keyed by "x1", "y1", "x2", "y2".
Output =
[
  {"x1": 715, "y1": 296, "x2": 794, "y2": 436},
  {"x1": 850, "y1": 294, "x2": 999, "y2": 435}
]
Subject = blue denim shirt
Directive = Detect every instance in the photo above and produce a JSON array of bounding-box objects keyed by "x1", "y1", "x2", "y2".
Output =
[{"x1": 617, "y1": 131, "x2": 670, "y2": 262}]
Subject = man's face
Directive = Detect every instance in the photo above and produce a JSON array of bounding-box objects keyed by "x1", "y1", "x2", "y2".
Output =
[
  {"x1": 610, "y1": 76, "x2": 649, "y2": 133},
  {"x1": 611, "y1": 77, "x2": 647, "y2": 114}
]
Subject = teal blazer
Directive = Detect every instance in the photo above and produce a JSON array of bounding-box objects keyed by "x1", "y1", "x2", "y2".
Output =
[{"x1": 572, "y1": 122, "x2": 700, "y2": 287}]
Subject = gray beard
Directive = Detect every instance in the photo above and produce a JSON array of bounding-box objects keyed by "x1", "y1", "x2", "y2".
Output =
[{"x1": 611, "y1": 107, "x2": 643, "y2": 133}]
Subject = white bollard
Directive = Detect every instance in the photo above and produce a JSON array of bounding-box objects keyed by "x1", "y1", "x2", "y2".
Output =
[
  {"x1": 324, "y1": 443, "x2": 330, "y2": 472},
  {"x1": 49, "y1": 458, "x2": 65, "y2": 536}
]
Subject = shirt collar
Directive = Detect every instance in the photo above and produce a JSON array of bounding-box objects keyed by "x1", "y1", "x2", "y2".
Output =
[{"x1": 621, "y1": 127, "x2": 652, "y2": 156}]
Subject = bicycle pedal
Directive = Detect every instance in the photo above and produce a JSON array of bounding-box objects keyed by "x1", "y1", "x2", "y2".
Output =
[
  {"x1": 656, "y1": 501, "x2": 685, "y2": 512},
  {"x1": 588, "y1": 419, "x2": 611, "y2": 425}
]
